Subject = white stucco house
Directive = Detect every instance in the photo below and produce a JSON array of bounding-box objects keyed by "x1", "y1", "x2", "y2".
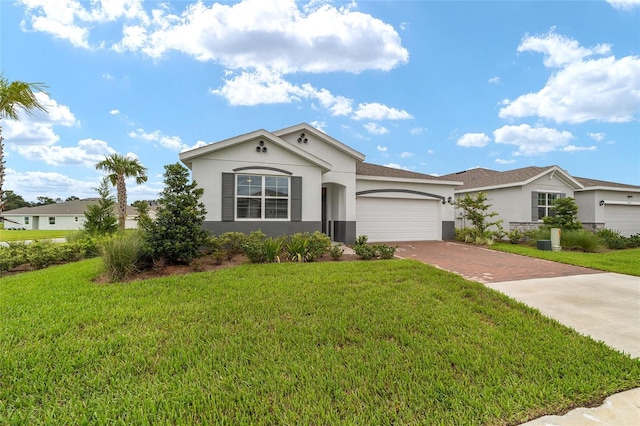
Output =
[
  {"x1": 2, "y1": 198, "x2": 143, "y2": 231},
  {"x1": 440, "y1": 166, "x2": 640, "y2": 237},
  {"x1": 179, "y1": 123, "x2": 461, "y2": 244}
]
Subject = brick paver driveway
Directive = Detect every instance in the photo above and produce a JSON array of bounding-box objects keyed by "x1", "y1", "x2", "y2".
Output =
[{"x1": 393, "y1": 241, "x2": 600, "y2": 283}]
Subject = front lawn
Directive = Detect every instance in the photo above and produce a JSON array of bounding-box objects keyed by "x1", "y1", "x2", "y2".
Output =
[
  {"x1": 0, "y1": 229, "x2": 70, "y2": 242},
  {"x1": 491, "y1": 243, "x2": 640, "y2": 276},
  {"x1": 1, "y1": 258, "x2": 639, "y2": 425}
]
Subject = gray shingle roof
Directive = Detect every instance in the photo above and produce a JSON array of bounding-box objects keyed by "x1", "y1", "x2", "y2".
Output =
[
  {"x1": 4, "y1": 198, "x2": 138, "y2": 215},
  {"x1": 439, "y1": 166, "x2": 559, "y2": 190},
  {"x1": 575, "y1": 177, "x2": 640, "y2": 190},
  {"x1": 356, "y1": 162, "x2": 456, "y2": 181}
]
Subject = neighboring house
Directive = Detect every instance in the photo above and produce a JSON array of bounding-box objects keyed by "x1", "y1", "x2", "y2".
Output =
[
  {"x1": 2, "y1": 198, "x2": 143, "y2": 231},
  {"x1": 440, "y1": 166, "x2": 640, "y2": 237},
  {"x1": 179, "y1": 123, "x2": 461, "y2": 244}
]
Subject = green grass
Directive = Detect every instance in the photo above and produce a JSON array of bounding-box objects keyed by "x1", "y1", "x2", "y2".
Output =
[
  {"x1": 1, "y1": 259, "x2": 639, "y2": 424},
  {"x1": 492, "y1": 243, "x2": 640, "y2": 276},
  {"x1": 0, "y1": 229, "x2": 70, "y2": 242}
]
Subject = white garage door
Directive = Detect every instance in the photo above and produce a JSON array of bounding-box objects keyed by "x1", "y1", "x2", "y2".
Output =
[
  {"x1": 356, "y1": 197, "x2": 439, "y2": 242},
  {"x1": 604, "y1": 205, "x2": 640, "y2": 237}
]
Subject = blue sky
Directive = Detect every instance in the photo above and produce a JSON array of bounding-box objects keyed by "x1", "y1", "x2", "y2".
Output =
[{"x1": 1, "y1": 0, "x2": 639, "y2": 203}]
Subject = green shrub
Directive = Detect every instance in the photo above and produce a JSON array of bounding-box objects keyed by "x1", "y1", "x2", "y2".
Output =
[
  {"x1": 219, "y1": 232, "x2": 246, "y2": 260},
  {"x1": 307, "y1": 231, "x2": 331, "y2": 261},
  {"x1": 328, "y1": 244, "x2": 344, "y2": 260},
  {"x1": 212, "y1": 249, "x2": 227, "y2": 265},
  {"x1": 628, "y1": 234, "x2": 640, "y2": 248},
  {"x1": 25, "y1": 240, "x2": 60, "y2": 269},
  {"x1": 375, "y1": 244, "x2": 397, "y2": 260},
  {"x1": 0, "y1": 243, "x2": 27, "y2": 274},
  {"x1": 525, "y1": 227, "x2": 551, "y2": 244},
  {"x1": 507, "y1": 229, "x2": 524, "y2": 244},
  {"x1": 596, "y1": 228, "x2": 627, "y2": 249},
  {"x1": 263, "y1": 237, "x2": 285, "y2": 263},
  {"x1": 355, "y1": 235, "x2": 369, "y2": 246},
  {"x1": 354, "y1": 244, "x2": 377, "y2": 260},
  {"x1": 287, "y1": 233, "x2": 309, "y2": 262},
  {"x1": 101, "y1": 232, "x2": 145, "y2": 282},
  {"x1": 560, "y1": 229, "x2": 601, "y2": 253}
]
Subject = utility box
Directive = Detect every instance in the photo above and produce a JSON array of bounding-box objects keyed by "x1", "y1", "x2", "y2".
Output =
[
  {"x1": 550, "y1": 228, "x2": 562, "y2": 252},
  {"x1": 537, "y1": 240, "x2": 552, "y2": 251}
]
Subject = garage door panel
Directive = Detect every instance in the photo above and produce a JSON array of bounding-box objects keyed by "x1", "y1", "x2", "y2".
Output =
[
  {"x1": 356, "y1": 198, "x2": 438, "y2": 242},
  {"x1": 604, "y1": 205, "x2": 640, "y2": 237}
]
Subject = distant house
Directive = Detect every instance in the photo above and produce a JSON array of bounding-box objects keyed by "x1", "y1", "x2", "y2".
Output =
[
  {"x1": 179, "y1": 123, "x2": 461, "y2": 244},
  {"x1": 2, "y1": 198, "x2": 143, "y2": 231},
  {"x1": 440, "y1": 166, "x2": 640, "y2": 237}
]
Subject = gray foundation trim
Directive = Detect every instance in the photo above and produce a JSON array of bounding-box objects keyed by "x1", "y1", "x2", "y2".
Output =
[
  {"x1": 356, "y1": 189, "x2": 446, "y2": 203},
  {"x1": 203, "y1": 221, "x2": 321, "y2": 237},
  {"x1": 442, "y1": 221, "x2": 455, "y2": 240},
  {"x1": 233, "y1": 166, "x2": 293, "y2": 175},
  {"x1": 333, "y1": 220, "x2": 357, "y2": 245}
]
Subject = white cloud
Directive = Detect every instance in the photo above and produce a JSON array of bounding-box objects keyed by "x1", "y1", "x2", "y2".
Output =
[
  {"x1": 128, "y1": 128, "x2": 189, "y2": 151},
  {"x1": 377, "y1": 145, "x2": 387, "y2": 152},
  {"x1": 352, "y1": 102, "x2": 413, "y2": 121},
  {"x1": 309, "y1": 121, "x2": 327, "y2": 133},
  {"x1": 363, "y1": 122, "x2": 389, "y2": 135},
  {"x1": 383, "y1": 163, "x2": 409, "y2": 170},
  {"x1": 607, "y1": 0, "x2": 640, "y2": 10},
  {"x1": 14, "y1": 138, "x2": 116, "y2": 167},
  {"x1": 500, "y1": 56, "x2": 640, "y2": 124},
  {"x1": 4, "y1": 168, "x2": 97, "y2": 201},
  {"x1": 109, "y1": 109, "x2": 120, "y2": 115},
  {"x1": 587, "y1": 132, "x2": 606, "y2": 142},
  {"x1": 495, "y1": 158, "x2": 516, "y2": 165},
  {"x1": 399, "y1": 152, "x2": 414, "y2": 159},
  {"x1": 518, "y1": 29, "x2": 611, "y2": 68},
  {"x1": 409, "y1": 127, "x2": 426, "y2": 135},
  {"x1": 2, "y1": 92, "x2": 77, "y2": 146},
  {"x1": 457, "y1": 132, "x2": 491, "y2": 148},
  {"x1": 18, "y1": 0, "x2": 148, "y2": 49},
  {"x1": 488, "y1": 76, "x2": 501, "y2": 84},
  {"x1": 21, "y1": 0, "x2": 407, "y2": 74},
  {"x1": 493, "y1": 124, "x2": 575, "y2": 156},
  {"x1": 562, "y1": 145, "x2": 597, "y2": 152}
]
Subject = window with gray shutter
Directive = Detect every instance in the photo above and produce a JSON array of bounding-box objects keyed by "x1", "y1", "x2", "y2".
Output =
[
  {"x1": 291, "y1": 176, "x2": 302, "y2": 222},
  {"x1": 221, "y1": 173, "x2": 235, "y2": 221}
]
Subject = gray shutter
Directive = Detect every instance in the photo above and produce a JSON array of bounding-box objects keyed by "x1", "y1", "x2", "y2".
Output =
[
  {"x1": 222, "y1": 173, "x2": 234, "y2": 221},
  {"x1": 291, "y1": 176, "x2": 302, "y2": 222},
  {"x1": 531, "y1": 191, "x2": 538, "y2": 221}
]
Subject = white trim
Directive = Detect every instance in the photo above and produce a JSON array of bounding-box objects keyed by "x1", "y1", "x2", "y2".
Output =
[{"x1": 600, "y1": 200, "x2": 640, "y2": 206}]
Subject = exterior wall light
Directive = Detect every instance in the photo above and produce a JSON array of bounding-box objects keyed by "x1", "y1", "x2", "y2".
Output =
[{"x1": 599, "y1": 200, "x2": 605, "y2": 206}]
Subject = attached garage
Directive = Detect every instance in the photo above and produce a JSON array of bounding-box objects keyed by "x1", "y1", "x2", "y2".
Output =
[
  {"x1": 603, "y1": 204, "x2": 640, "y2": 237},
  {"x1": 356, "y1": 197, "x2": 439, "y2": 242}
]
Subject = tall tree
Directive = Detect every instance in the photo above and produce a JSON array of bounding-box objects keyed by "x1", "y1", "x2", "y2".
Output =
[
  {"x1": 0, "y1": 75, "x2": 48, "y2": 216},
  {"x1": 83, "y1": 177, "x2": 118, "y2": 236},
  {"x1": 95, "y1": 153, "x2": 148, "y2": 231},
  {"x1": 141, "y1": 163, "x2": 208, "y2": 264},
  {"x1": 1, "y1": 190, "x2": 31, "y2": 211}
]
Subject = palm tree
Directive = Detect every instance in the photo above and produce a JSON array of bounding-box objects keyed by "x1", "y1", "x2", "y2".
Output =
[
  {"x1": 96, "y1": 153, "x2": 148, "y2": 231},
  {"x1": 0, "y1": 75, "x2": 48, "y2": 216}
]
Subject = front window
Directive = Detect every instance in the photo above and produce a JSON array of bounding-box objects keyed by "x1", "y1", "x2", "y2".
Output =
[
  {"x1": 538, "y1": 192, "x2": 558, "y2": 219},
  {"x1": 49, "y1": 217, "x2": 56, "y2": 225},
  {"x1": 24, "y1": 217, "x2": 30, "y2": 225},
  {"x1": 236, "y1": 175, "x2": 289, "y2": 219}
]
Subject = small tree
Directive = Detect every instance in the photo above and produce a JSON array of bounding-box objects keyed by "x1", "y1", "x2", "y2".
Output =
[
  {"x1": 543, "y1": 197, "x2": 582, "y2": 230},
  {"x1": 83, "y1": 178, "x2": 118, "y2": 236},
  {"x1": 141, "y1": 163, "x2": 208, "y2": 264},
  {"x1": 132, "y1": 199, "x2": 152, "y2": 229},
  {"x1": 454, "y1": 192, "x2": 503, "y2": 244}
]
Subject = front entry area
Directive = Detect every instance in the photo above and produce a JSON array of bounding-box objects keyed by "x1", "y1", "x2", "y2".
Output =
[{"x1": 355, "y1": 197, "x2": 439, "y2": 242}]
